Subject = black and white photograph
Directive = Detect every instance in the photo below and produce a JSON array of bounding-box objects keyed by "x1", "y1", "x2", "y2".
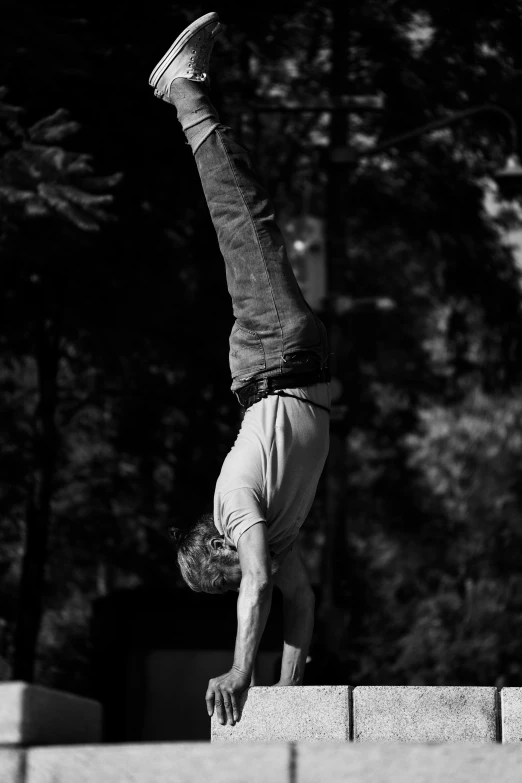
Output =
[{"x1": 2, "y1": 2, "x2": 522, "y2": 781}]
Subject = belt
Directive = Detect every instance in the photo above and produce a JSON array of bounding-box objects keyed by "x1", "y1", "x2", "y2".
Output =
[{"x1": 236, "y1": 367, "x2": 331, "y2": 412}]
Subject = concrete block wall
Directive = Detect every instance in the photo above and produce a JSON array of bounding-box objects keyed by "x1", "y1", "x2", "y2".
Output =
[
  {"x1": 11, "y1": 743, "x2": 522, "y2": 783},
  {"x1": 212, "y1": 685, "x2": 488, "y2": 743},
  {"x1": 0, "y1": 748, "x2": 25, "y2": 783},
  {"x1": 353, "y1": 686, "x2": 498, "y2": 743},
  {"x1": 211, "y1": 685, "x2": 350, "y2": 743},
  {"x1": 0, "y1": 682, "x2": 102, "y2": 783},
  {"x1": 212, "y1": 685, "x2": 522, "y2": 744},
  {"x1": 296, "y1": 744, "x2": 522, "y2": 783},
  {"x1": 3, "y1": 682, "x2": 522, "y2": 783},
  {"x1": 501, "y1": 688, "x2": 522, "y2": 743},
  {"x1": 26, "y1": 743, "x2": 292, "y2": 783},
  {"x1": 0, "y1": 682, "x2": 102, "y2": 746}
]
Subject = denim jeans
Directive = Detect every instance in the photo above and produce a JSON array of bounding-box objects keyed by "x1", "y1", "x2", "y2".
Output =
[{"x1": 194, "y1": 125, "x2": 329, "y2": 393}]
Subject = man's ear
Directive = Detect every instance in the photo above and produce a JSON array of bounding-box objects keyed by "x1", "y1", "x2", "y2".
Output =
[{"x1": 210, "y1": 536, "x2": 225, "y2": 551}]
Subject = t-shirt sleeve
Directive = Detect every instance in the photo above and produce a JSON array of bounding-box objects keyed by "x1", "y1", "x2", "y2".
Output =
[{"x1": 219, "y1": 487, "x2": 266, "y2": 548}]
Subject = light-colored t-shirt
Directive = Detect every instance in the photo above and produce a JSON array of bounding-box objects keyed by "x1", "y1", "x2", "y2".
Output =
[{"x1": 213, "y1": 383, "x2": 331, "y2": 557}]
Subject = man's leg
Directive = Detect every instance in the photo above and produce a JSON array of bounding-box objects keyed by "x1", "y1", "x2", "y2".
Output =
[{"x1": 150, "y1": 14, "x2": 328, "y2": 390}]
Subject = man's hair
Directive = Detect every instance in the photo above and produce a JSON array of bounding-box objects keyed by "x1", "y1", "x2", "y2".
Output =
[{"x1": 169, "y1": 514, "x2": 241, "y2": 594}]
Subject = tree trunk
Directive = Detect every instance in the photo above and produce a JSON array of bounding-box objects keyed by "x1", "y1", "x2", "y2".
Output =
[
  {"x1": 12, "y1": 319, "x2": 59, "y2": 681},
  {"x1": 318, "y1": 0, "x2": 350, "y2": 652}
]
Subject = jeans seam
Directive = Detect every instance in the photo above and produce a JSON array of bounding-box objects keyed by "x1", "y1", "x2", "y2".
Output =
[{"x1": 216, "y1": 128, "x2": 284, "y2": 350}]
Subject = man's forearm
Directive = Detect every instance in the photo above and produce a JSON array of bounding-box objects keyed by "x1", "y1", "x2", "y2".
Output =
[
  {"x1": 232, "y1": 576, "x2": 273, "y2": 677},
  {"x1": 278, "y1": 591, "x2": 315, "y2": 685}
]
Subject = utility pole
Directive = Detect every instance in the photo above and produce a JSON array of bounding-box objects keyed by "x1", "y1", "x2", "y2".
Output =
[{"x1": 317, "y1": 0, "x2": 352, "y2": 654}]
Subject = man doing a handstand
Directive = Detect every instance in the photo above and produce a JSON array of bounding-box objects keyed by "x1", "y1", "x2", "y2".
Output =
[{"x1": 149, "y1": 11, "x2": 331, "y2": 727}]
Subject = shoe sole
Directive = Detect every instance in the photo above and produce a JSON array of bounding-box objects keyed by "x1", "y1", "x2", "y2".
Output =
[{"x1": 148, "y1": 11, "x2": 219, "y2": 88}]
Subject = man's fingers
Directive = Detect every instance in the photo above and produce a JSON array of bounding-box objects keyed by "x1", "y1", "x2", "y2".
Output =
[
  {"x1": 223, "y1": 692, "x2": 235, "y2": 726},
  {"x1": 205, "y1": 687, "x2": 215, "y2": 717},
  {"x1": 215, "y1": 696, "x2": 226, "y2": 725},
  {"x1": 230, "y1": 691, "x2": 240, "y2": 723},
  {"x1": 206, "y1": 677, "x2": 245, "y2": 726}
]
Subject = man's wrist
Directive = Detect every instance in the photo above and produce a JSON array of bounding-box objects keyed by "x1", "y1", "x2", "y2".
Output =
[
  {"x1": 232, "y1": 663, "x2": 251, "y2": 679},
  {"x1": 277, "y1": 677, "x2": 301, "y2": 686}
]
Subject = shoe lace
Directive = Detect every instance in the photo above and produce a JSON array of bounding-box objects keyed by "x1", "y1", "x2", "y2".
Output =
[{"x1": 187, "y1": 37, "x2": 212, "y2": 81}]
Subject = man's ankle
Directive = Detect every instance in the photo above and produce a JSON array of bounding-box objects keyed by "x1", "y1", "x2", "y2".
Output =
[
  {"x1": 167, "y1": 78, "x2": 221, "y2": 155},
  {"x1": 168, "y1": 76, "x2": 210, "y2": 105}
]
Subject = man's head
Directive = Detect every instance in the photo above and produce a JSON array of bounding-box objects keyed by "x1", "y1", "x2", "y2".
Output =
[{"x1": 170, "y1": 514, "x2": 242, "y2": 594}]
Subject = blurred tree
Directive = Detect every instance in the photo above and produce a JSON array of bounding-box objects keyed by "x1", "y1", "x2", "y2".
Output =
[
  {"x1": 396, "y1": 389, "x2": 522, "y2": 684},
  {"x1": 1, "y1": 0, "x2": 522, "y2": 693},
  {"x1": 0, "y1": 90, "x2": 122, "y2": 680}
]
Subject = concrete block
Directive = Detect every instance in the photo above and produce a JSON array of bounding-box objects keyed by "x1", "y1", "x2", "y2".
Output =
[
  {"x1": 501, "y1": 688, "x2": 522, "y2": 743},
  {"x1": 0, "y1": 682, "x2": 101, "y2": 746},
  {"x1": 211, "y1": 686, "x2": 350, "y2": 743},
  {"x1": 297, "y1": 743, "x2": 522, "y2": 783},
  {"x1": 27, "y1": 743, "x2": 291, "y2": 783},
  {"x1": 0, "y1": 749, "x2": 25, "y2": 783},
  {"x1": 353, "y1": 686, "x2": 497, "y2": 743}
]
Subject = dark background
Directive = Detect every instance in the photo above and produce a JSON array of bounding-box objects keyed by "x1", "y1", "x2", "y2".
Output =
[{"x1": 2, "y1": 0, "x2": 522, "y2": 698}]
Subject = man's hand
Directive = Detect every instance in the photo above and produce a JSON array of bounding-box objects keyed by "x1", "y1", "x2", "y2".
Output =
[{"x1": 206, "y1": 666, "x2": 250, "y2": 726}]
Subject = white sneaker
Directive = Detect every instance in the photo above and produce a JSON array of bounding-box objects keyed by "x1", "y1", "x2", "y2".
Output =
[{"x1": 149, "y1": 12, "x2": 222, "y2": 101}]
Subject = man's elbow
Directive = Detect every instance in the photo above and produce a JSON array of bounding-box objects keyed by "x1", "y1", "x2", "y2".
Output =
[
  {"x1": 306, "y1": 586, "x2": 316, "y2": 607},
  {"x1": 241, "y1": 571, "x2": 273, "y2": 596},
  {"x1": 285, "y1": 584, "x2": 315, "y2": 610}
]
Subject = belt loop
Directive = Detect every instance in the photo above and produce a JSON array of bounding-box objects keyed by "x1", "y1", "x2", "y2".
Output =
[{"x1": 258, "y1": 378, "x2": 270, "y2": 395}]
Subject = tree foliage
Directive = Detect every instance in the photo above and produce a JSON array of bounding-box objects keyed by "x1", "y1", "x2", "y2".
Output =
[
  {"x1": 0, "y1": 89, "x2": 121, "y2": 233},
  {"x1": 2, "y1": 0, "x2": 522, "y2": 693}
]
